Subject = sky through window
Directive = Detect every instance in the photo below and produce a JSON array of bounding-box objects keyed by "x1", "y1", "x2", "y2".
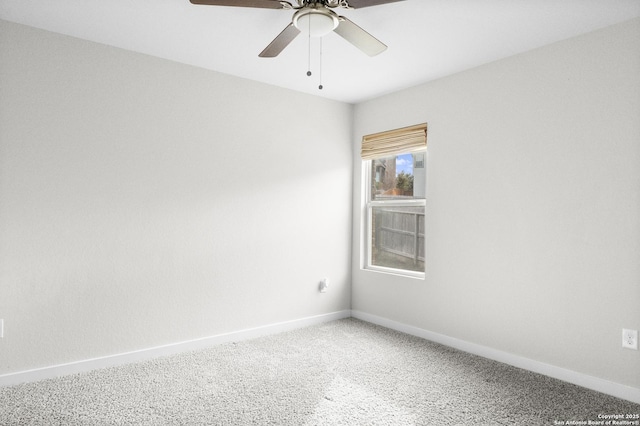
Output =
[{"x1": 396, "y1": 153, "x2": 413, "y2": 175}]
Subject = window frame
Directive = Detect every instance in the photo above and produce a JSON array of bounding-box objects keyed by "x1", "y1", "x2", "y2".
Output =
[{"x1": 363, "y1": 156, "x2": 427, "y2": 279}]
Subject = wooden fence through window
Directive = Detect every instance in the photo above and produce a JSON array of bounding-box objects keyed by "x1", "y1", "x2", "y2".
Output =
[{"x1": 373, "y1": 208, "x2": 425, "y2": 265}]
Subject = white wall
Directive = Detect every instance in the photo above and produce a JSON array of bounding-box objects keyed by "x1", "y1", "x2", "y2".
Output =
[
  {"x1": 2, "y1": 15, "x2": 639, "y2": 395},
  {"x1": 0, "y1": 20, "x2": 352, "y2": 374},
  {"x1": 352, "y1": 18, "x2": 640, "y2": 390}
]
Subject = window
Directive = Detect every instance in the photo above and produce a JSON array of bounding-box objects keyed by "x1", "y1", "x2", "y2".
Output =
[{"x1": 362, "y1": 124, "x2": 427, "y2": 277}]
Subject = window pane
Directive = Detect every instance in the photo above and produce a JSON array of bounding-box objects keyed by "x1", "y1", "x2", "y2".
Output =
[
  {"x1": 371, "y1": 205, "x2": 425, "y2": 273},
  {"x1": 371, "y1": 152, "x2": 426, "y2": 200}
]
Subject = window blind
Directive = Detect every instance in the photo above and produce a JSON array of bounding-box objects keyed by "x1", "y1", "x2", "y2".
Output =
[{"x1": 361, "y1": 123, "x2": 427, "y2": 160}]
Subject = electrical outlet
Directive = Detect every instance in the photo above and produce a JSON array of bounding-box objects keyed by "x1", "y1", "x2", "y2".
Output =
[
  {"x1": 319, "y1": 278, "x2": 329, "y2": 293},
  {"x1": 622, "y1": 329, "x2": 638, "y2": 350}
]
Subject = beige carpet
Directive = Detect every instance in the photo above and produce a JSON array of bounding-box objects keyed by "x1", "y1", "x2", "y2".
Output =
[{"x1": 0, "y1": 318, "x2": 638, "y2": 425}]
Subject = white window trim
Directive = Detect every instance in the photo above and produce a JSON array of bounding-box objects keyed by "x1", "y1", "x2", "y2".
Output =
[{"x1": 362, "y1": 160, "x2": 426, "y2": 279}]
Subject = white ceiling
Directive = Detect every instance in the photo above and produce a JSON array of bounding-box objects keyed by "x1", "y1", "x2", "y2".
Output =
[{"x1": 2, "y1": 0, "x2": 639, "y2": 104}]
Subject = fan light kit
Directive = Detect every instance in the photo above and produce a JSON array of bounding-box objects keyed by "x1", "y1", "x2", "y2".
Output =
[
  {"x1": 293, "y1": 6, "x2": 339, "y2": 37},
  {"x1": 189, "y1": 0, "x2": 405, "y2": 89}
]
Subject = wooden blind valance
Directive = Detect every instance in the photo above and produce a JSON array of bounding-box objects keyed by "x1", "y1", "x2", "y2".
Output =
[{"x1": 361, "y1": 123, "x2": 427, "y2": 160}]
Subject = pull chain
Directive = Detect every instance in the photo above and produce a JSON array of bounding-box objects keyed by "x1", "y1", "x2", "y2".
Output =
[
  {"x1": 306, "y1": 14, "x2": 312, "y2": 77},
  {"x1": 318, "y1": 37, "x2": 323, "y2": 90},
  {"x1": 303, "y1": 15, "x2": 325, "y2": 90}
]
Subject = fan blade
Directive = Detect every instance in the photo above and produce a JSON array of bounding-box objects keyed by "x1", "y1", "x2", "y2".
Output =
[
  {"x1": 259, "y1": 23, "x2": 301, "y2": 57},
  {"x1": 334, "y1": 17, "x2": 387, "y2": 56},
  {"x1": 346, "y1": 0, "x2": 405, "y2": 9},
  {"x1": 189, "y1": 0, "x2": 288, "y2": 9}
]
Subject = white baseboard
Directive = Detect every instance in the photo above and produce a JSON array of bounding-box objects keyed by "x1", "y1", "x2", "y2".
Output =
[
  {"x1": 351, "y1": 310, "x2": 640, "y2": 405},
  {"x1": 4, "y1": 309, "x2": 638, "y2": 405},
  {"x1": 0, "y1": 310, "x2": 351, "y2": 388}
]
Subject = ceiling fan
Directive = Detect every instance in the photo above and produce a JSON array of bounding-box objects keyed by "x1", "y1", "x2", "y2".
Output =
[{"x1": 188, "y1": 0, "x2": 406, "y2": 58}]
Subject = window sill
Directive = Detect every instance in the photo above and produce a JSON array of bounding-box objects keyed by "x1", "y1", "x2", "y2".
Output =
[{"x1": 362, "y1": 265, "x2": 425, "y2": 280}]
